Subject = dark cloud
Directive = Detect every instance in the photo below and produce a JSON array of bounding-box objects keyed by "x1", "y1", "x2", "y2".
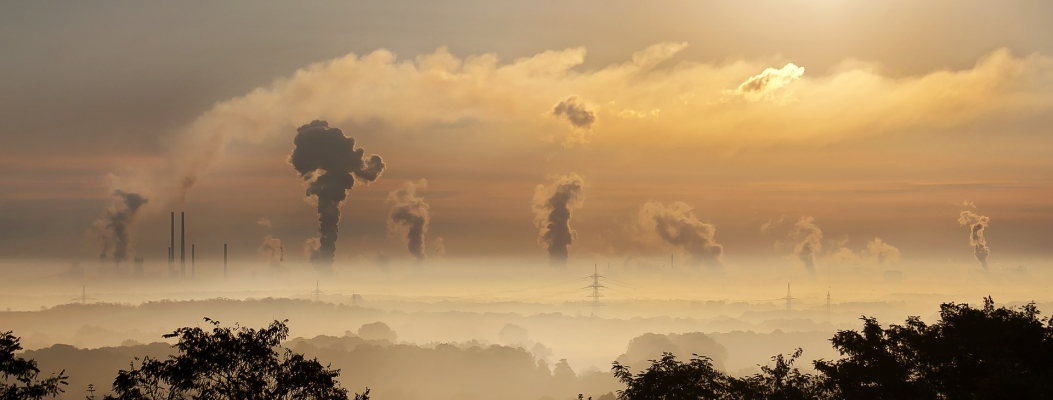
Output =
[
  {"x1": 532, "y1": 174, "x2": 585, "y2": 266},
  {"x1": 638, "y1": 202, "x2": 723, "y2": 269},
  {"x1": 551, "y1": 96, "x2": 596, "y2": 129},
  {"x1": 958, "y1": 210, "x2": 990, "y2": 269},
  {"x1": 95, "y1": 190, "x2": 148, "y2": 265},
  {"x1": 387, "y1": 179, "x2": 430, "y2": 262},
  {"x1": 289, "y1": 120, "x2": 385, "y2": 271}
]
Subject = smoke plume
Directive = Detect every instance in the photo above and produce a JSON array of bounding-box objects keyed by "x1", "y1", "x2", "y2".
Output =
[
  {"x1": 289, "y1": 120, "x2": 386, "y2": 270},
  {"x1": 387, "y1": 179, "x2": 430, "y2": 262},
  {"x1": 638, "y1": 202, "x2": 723, "y2": 269},
  {"x1": 258, "y1": 235, "x2": 283, "y2": 264},
  {"x1": 552, "y1": 96, "x2": 596, "y2": 129},
  {"x1": 433, "y1": 237, "x2": 447, "y2": 257},
  {"x1": 95, "y1": 190, "x2": 148, "y2": 264},
  {"x1": 532, "y1": 174, "x2": 586, "y2": 266},
  {"x1": 863, "y1": 238, "x2": 901, "y2": 265},
  {"x1": 958, "y1": 210, "x2": 990, "y2": 269},
  {"x1": 790, "y1": 216, "x2": 823, "y2": 273}
]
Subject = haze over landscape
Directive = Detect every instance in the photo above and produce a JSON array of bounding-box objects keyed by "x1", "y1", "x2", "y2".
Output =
[{"x1": 2, "y1": 1, "x2": 1053, "y2": 399}]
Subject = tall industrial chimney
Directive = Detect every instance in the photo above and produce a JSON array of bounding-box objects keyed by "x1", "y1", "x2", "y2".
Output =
[
  {"x1": 223, "y1": 244, "x2": 228, "y2": 279},
  {"x1": 180, "y1": 212, "x2": 186, "y2": 277},
  {"x1": 170, "y1": 212, "x2": 175, "y2": 263}
]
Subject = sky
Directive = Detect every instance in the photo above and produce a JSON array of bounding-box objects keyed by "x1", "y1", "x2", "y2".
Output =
[{"x1": 2, "y1": 0, "x2": 1053, "y2": 272}]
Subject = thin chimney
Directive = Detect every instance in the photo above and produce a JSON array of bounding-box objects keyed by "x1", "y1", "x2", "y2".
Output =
[
  {"x1": 191, "y1": 244, "x2": 195, "y2": 278},
  {"x1": 223, "y1": 243, "x2": 228, "y2": 279},
  {"x1": 170, "y1": 212, "x2": 175, "y2": 263},
  {"x1": 180, "y1": 212, "x2": 185, "y2": 277}
]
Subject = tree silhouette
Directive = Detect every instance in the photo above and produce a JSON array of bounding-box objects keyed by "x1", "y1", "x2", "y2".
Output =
[
  {"x1": 815, "y1": 296, "x2": 1053, "y2": 399},
  {"x1": 103, "y1": 319, "x2": 366, "y2": 400},
  {"x1": 1, "y1": 331, "x2": 67, "y2": 399},
  {"x1": 613, "y1": 298, "x2": 1053, "y2": 400}
]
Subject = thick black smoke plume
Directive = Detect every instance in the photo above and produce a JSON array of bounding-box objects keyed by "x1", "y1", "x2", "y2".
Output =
[
  {"x1": 791, "y1": 216, "x2": 822, "y2": 274},
  {"x1": 387, "y1": 179, "x2": 430, "y2": 262},
  {"x1": 638, "y1": 202, "x2": 723, "y2": 269},
  {"x1": 958, "y1": 211, "x2": 990, "y2": 269},
  {"x1": 532, "y1": 174, "x2": 585, "y2": 266},
  {"x1": 96, "y1": 190, "x2": 148, "y2": 264},
  {"x1": 289, "y1": 120, "x2": 385, "y2": 270}
]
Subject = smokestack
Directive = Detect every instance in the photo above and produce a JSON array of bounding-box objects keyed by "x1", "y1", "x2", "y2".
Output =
[
  {"x1": 170, "y1": 212, "x2": 175, "y2": 263},
  {"x1": 223, "y1": 243, "x2": 228, "y2": 279},
  {"x1": 289, "y1": 120, "x2": 386, "y2": 271},
  {"x1": 191, "y1": 244, "x2": 195, "y2": 278},
  {"x1": 180, "y1": 212, "x2": 185, "y2": 277}
]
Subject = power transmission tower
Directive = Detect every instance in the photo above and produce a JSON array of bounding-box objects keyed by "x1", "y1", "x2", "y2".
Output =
[
  {"x1": 585, "y1": 264, "x2": 605, "y2": 317},
  {"x1": 826, "y1": 291, "x2": 831, "y2": 313},
  {"x1": 86, "y1": 384, "x2": 96, "y2": 400},
  {"x1": 72, "y1": 285, "x2": 96, "y2": 305},
  {"x1": 313, "y1": 280, "x2": 324, "y2": 302},
  {"x1": 781, "y1": 283, "x2": 796, "y2": 311}
]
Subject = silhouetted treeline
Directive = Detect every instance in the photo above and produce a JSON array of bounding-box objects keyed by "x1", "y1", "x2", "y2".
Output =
[{"x1": 613, "y1": 297, "x2": 1053, "y2": 399}]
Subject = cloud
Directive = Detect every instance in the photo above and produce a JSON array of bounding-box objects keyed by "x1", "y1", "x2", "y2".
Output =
[
  {"x1": 552, "y1": 96, "x2": 596, "y2": 129},
  {"x1": 760, "y1": 216, "x2": 785, "y2": 233},
  {"x1": 735, "y1": 63, "x2": 805, "y2": 101},
  {"x1": 257, "y1": 217, "x2": 272, "y2": 227},
  {"x1": 109, "y1": 43, "x2": 1053, "y2": 205},
  {"x1": 532, "y1": 174, "x2": 586, "y2": 266},
  {"x1": 958, "y1": 210, "x2": 990, "y2": 269},
  {"x1": 387, "y1": 179, "x2": 430, "y2": 262},
  {"x1": 637, "y1": 201, "x2": 723, "y2": 269},
  {"x1": 824, "y1": 237, "x2": 901, "y2": 266}
]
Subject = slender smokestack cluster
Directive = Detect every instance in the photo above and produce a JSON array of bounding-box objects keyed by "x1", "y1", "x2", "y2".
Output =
[
  {"x1": 958, "y1": 211, "x2": 990, "y2": 269},
  {"x1": 637, "y1": 201, "x2": 723, "y2": 269},
  {"x1": 387, "y1": 179, "x2": 431, "y2": 262},
  {"x1": 532, "y1": 174, "x2": 585, "y2": 266},
  {"x1": 791, "y1": 216, "x2": 823, "y2": 274},
  {"x1": 95, "y1": 190, "x2": 148, "y2": 266},
  {"x1": 289, "y1": 120, "x2": 386, "y2": 270}
]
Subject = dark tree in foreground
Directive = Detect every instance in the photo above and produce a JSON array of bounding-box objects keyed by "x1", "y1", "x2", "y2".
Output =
[
  {"x1": 612, "y1": 350, "x2": 825, "y2": 400},
  {"x1": 1, "y1": 331, "x2": 68, "y2": 399},
  {"x1": 104, "y1": 319, "x2": 366, "y2": 400},
  {"x1": 614, "y1": 297, "x2": 1053, "y2": 400},
  {"x1": 815, "y1": 296, "x2": 1053, "y2": 400}
]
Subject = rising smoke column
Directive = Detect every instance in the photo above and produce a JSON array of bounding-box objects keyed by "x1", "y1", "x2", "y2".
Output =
[
  {"x1": 289, "y1": 120, "x2": 386, "y2": 270},
  {"x1": 387, "y1": 179, "x2": 430, "y2": 262},
  {"x1": 532, "y1": 174, "x2": 585, "y2": 266},
  {"x1": 958, "y1": 211, "x2": 990, "y2": 269},
  {"x1": 638, "y1": 202, "x2": 724, "y2": 269},
  {"x1": 791, "y1": 216, "x2": 823, "y2": 273},
  {"x1": 258, "y1": 235, "x2": 283, "y2": 265},
  {"x1": 95, "y1": 190, "x2": 148, "y2": 264}
]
